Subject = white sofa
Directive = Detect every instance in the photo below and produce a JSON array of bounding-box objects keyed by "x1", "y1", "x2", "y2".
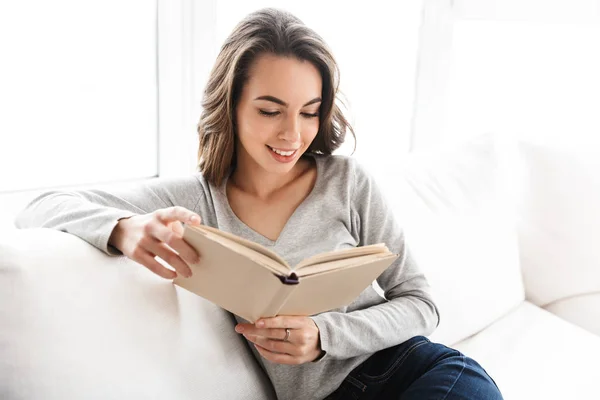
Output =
[{"x1": 2, "y1": 133, "x2": 600, "y2": 399}]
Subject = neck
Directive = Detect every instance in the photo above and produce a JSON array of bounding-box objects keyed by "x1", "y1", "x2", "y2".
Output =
[{"x1": 229, "y1": 151, "x2": 309, "y2": 200}]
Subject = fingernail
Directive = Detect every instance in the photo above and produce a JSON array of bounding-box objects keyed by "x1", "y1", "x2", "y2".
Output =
[
  {"x1": 189, "y1": 216, "x2": 199, "y2": 223},
  {"x1": 186, "y1": 269, "x2": 193, "y2": 278},
  {"x1": 235, "y1": 326, "x2": 243, "y2": 333},
  {"x1": 256, "y1": 320, "x2": 264, "y2": 327}
]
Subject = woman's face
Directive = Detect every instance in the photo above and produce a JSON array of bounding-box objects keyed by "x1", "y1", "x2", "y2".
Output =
[{"x1": 235, "y1": 53, "x2": 322, "y2": 175}]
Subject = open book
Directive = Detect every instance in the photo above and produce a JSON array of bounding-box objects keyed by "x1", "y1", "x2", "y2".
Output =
[{"x1": 173, "y1": 224, "x2": 399, "y2": 323}]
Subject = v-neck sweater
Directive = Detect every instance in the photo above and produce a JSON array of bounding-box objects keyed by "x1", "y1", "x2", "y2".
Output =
[{"x1": 15, "y1": 154, "x2": 440, "y2": 400}]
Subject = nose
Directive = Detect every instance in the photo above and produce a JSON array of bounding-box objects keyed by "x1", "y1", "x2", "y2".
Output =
[{"x1": 278, "y1": 114, "x2": 301, "y2": 143}]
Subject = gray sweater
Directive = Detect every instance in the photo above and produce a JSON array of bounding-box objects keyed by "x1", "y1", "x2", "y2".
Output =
[{"x1": 15, "y1": 154, "x2": 439, "y2": 400}]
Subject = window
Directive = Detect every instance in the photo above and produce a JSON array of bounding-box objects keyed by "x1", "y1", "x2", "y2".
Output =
[{"x1": 0, "y1": 0, "x2": 159, "y2": 193}]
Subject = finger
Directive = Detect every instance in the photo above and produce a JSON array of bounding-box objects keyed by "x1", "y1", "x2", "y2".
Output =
[
  {"x1": 134, "y1": 248, "x2": 178, "y2": 279},
  {"x1": 148, "y1": 239, "x2": 193, "y2": 278},
  {"x1": 146, "y1": 222, "x2": 201, "y2": 265},
  {"x1": 156, "y1": 206, "x2": 202, "y2": 225},
  {"x1": 255, "y1": 316, "x2": 305, "y2": 330},
  {"x1": 253, "y1": 342, "x2": 300, "y2": 365},
  {"x1": 170, "y1": 220, "x2": 184, "y2": 236},
  {"x1": 235, "y1": 323, "x2": 254, "y2": 331},
  {"x1": 239, "y1": 326, "x2": 291, "y2": 341},
  {"x1": 235, "y1": 323, "x2": 279, "y2": 336},
  {"x1": 245, "y1": 334, "x2": 299, "y2": 356},
  {"x1": 166, "y1": 233, "x2": 201, "y2": 266}
]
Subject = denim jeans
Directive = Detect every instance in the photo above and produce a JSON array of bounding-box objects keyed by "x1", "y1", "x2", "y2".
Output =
[{"x1": 326, "y1": 336, "x2": 503, "y2": 400}]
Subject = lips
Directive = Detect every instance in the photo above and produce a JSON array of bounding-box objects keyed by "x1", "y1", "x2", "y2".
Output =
[
  {"x1": 266, "y1": 145, "x2": 300, "y2": 163},
  {"x1": 267, "y1": 145, "x2": 299, "y2": 156}
]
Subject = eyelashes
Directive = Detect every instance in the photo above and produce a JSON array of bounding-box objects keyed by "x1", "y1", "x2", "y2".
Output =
[
  {"x1": 302, "y1": 112, "x2": 319, "y2": 118},
  {"x1": 258, "y1": 110, "x2": 279, "y2": 117},
  {"x1": 259, "y1": 110, "x2": 319, "y2": 119}
]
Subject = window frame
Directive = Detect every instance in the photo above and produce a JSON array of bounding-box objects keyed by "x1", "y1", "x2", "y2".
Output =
[{"x1": 157, "y1": 0, "x2": 217, "y2": 178}]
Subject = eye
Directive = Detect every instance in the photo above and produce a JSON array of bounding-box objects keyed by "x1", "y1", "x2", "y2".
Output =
[
  {"x1": 259, "y1": 110, "x2": 280, "y2": 117},
  {"x1": 301, "y1": 112, "x2": 319, "y2": 118}
]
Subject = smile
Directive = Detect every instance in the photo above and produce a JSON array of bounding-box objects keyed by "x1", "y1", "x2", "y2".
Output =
[{"x1": 267, "y1": 146, "x2": 298, "y2": 157}]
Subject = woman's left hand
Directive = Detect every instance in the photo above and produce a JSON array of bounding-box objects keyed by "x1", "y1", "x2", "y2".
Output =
[{"x1": 235, "y1": 316, "x2": 324, "y2": 365}]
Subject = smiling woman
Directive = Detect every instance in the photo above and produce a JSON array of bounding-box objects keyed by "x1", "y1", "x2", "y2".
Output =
[
  {"x1": 197, "y1": 9, "x2": 354, "y2": 187},
  {"x1": 14, "y1": 7, "x2": 502, "y2": 400}
]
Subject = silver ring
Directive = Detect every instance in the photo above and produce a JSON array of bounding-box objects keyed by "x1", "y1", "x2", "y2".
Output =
[{"x1": 283, "y1": 328, "x2": 291, "y2": 342}]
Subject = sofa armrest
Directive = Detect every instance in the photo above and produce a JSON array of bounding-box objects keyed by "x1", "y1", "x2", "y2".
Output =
[{"x1": 0, "y1": 228, "x2": 275, "y2": 400}]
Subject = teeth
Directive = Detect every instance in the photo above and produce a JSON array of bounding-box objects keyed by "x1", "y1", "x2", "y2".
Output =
[{"x1": 269, "y1": 147, "x2": 296, "y2": 156}]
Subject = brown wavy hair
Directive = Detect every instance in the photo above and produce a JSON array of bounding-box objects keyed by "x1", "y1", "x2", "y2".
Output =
[{"x1": 197, "y1": 7, "x2": 355, "y2": 186}]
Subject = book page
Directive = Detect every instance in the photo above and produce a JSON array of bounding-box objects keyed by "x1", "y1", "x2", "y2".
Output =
[
  {"x1": 184, "y1": 225, "x2": 290, "y2": 275},
  {"x1": 294, "y1": 243, "x2": 389, "y2": 270},
  {"x1": 174, "y1": 230, "x2": 295, "y2": 323},
  {"x1": 186, "y1": 225, "x2": 290, "y2": 269},
  {"x1": 279, "y1": 254, "x2": 398, "y2": 317},
  {"x1": 295, "y1": 253, "x2": 396, "y2": 278}
]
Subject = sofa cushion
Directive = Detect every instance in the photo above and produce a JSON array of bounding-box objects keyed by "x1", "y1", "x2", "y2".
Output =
[
  {"x1": 544, "y1": 293, "x2": 600, "y2": 337},
  {"x1": 517, "y1": 141, "x2": 600, "y2": 307},
  {"x1": 454, "y1": 301, "x2": 600, "y2": 400},
  {"x1": 0, "y1": 228, "x2": 275, "y2": 400},
  {"x1": 380, "y1": 133, "x2": 524, "y2": 346}
]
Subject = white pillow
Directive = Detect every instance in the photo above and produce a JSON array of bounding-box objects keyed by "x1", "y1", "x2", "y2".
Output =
[{"x1": 382, "y1": 133, "x2": 525, "y2": 346}]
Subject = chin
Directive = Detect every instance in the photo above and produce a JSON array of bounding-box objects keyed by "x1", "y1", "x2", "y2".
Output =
[{"x1": 266, "y1": 160, "x2": 298, "y2": 173}]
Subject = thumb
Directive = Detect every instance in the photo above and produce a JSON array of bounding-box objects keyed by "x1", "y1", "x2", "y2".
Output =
[
  {"x1": 157, "y1": 206, "x2": 202, "y2": 225},
  {"x1": 188, "y1": 214, "x2": 202, "y2": 225}
]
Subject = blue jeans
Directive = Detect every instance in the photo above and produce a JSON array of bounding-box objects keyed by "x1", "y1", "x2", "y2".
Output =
[{"x1": 326, "y1": 336, "x2": 503, "y2": 400}]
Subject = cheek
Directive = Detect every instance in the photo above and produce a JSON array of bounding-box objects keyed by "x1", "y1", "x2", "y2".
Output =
[
  {"x1": 303, "y1": 119, "x2": 320, "y2": 140},
  {"x1": 239, "y1": 113, "x2": 276, "y2": 142}
]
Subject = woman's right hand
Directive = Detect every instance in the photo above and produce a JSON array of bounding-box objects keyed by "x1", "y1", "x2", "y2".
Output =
[{"x1": 108, "y1": 206, "x2": 203, "y2": 279}]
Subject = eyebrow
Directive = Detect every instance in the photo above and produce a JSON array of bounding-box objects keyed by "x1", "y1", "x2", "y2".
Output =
[{"x1": 254, "y1": 95, "x2": 322, "y2": 107}]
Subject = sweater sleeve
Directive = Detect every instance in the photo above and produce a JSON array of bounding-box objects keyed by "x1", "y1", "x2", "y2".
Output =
[
  {"x1": 310, "y1": 159, "x2": 440, "y2": 361},
  {"x1": 14, "y1": 175, "x2": 208, "y2": 256}
]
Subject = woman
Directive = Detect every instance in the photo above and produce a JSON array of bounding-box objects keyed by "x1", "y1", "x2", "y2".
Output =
[{"x1": 16, "y1": 8, "x2": 502, "y2": 400}]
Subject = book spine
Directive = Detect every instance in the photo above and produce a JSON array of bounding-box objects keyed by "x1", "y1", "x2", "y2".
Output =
[{"x1": 260, "y1": 276, "x2": 298, "y2": 318}]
